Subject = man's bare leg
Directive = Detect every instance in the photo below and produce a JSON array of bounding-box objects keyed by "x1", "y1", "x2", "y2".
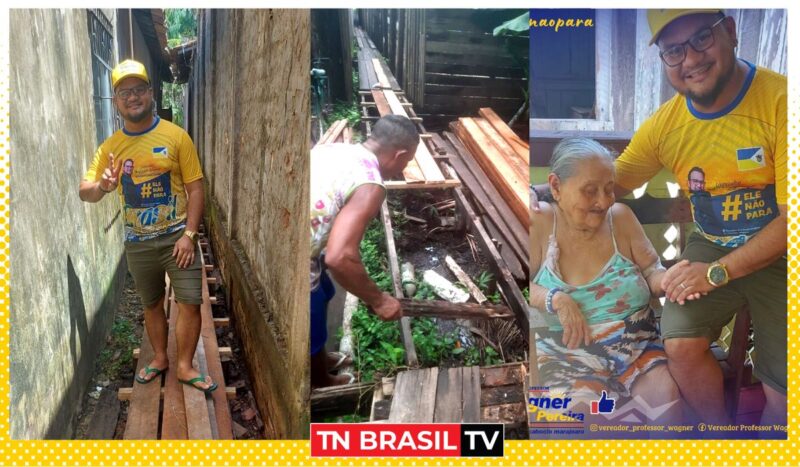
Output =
[
  {"x1": 175, "y1": 302, "x2": 213, "y2": 389},
  {"x1": 761, "y1": 384, "x2": 787, "y2": 425},
  {"x1": 665, "y1": 337, "x2": 729, "y2": 424},
  {"x1": 139, "y1": 295, "x2": 168, "y2": 381}
]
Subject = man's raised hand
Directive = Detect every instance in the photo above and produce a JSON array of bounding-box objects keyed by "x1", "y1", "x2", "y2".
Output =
[{"x1": 100, "y1": 153, "x2": 121, "y2": 193}]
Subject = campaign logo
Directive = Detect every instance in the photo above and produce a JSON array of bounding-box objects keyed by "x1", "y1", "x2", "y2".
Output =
[
  {"x1": 590, "y1": 391, "x2": 616, "y2": 415},
  {"x1": 152, "y1": 146, "x2": 169, "y2": 158},
  {"x1": 528, "y1": 387, "x2": 584, "y2": 433},
  {"x1": 736, "y1": 147, "x2": 765, "y2": 171}
]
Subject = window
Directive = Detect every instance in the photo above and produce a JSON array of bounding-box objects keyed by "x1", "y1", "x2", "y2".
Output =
[
  {"x1": 530, "y1": 9, "x2": 596, "y2": 119},
  {"x1": 87, "y1": 10, "x2": 116, "y2": 145}
]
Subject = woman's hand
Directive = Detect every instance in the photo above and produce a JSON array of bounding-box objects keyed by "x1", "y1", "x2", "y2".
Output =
[{"x1": 552, "y1": 292, "x2": 592, "y2": 349}]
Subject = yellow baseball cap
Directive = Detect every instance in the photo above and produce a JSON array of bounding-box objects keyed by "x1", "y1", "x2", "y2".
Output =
[
  {"x1": 111, "y1": 59, "x2": 150, "y2": 89},
  {"x1": 647, "y1": 9, "x2": 724, "y2": 45}
]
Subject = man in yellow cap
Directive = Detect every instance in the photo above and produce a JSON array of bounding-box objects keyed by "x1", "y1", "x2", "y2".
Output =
[
  {"x1": 533, "y1": 10, "x2": 786, "y2": 426},
  {"x1": 79, "y1": 59, "x2": 217, "y2": 393}
]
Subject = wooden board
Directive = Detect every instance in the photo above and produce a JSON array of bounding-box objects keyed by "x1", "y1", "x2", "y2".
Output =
[
  {"x1": 318, "y1": 119, "x2": 348, "y2": 145},
  {"x1": 388, "y1": 368, "x2": 439, "y2": 423},
  {"x1": 310, "y1": 382, "x2": 375, "y2": 418},
  {"x1": 473, "y1": 118, "x2": 528, "y2": 176},
  {"x1": 478, "y1": 107, "x2": 528, "y2": 160},
  {"x1": 396, "y1": 298, "x2": 513, "y2": 320},
  {"x1": 480, "y1": 385, "x2": 525, "y2": 406},
  {"x1": 124, "y1": 306, "x2": 162, "y2": 439},
  {"x1": 480, "y1": 363, "x2": 527, "y2": 388},
  {"x1": 84, "y1": 388, "x2": 121, "y2": 439},
  {"x1": 381, "y1": 201, "x2": 419, "y2": 367},
  {"x1": 183, "y1": 330, "x2": 213, "y2": 440},
  {"x1": 480, "y1": 402, "x2": 527, "y2": 427},
  {"x1": 200, "y1": 248, "x2": 234, "y2": 439},
  {"x1": 372, "y1": 58, "x2": 392, "y2": 89},
  {"x1": 433, "y1": 367, "x2": 463, "y2": 422},
  {"x1": 161, "y1": 284, "x2": 188, "y2": 439},
  {"x1": 443, "y1": 130, "x2": 527, "y2": 266},
  {"x1": 454, "y1": 118, "x2": 529, "y2": 227},
  {"x1": 462, "y1": 366, "x2": 481, "y2": 423},
  {"x1": 371, "y1": 90, "x2": 393, "y2": 116},
  {"x1": 383, "y1": 179, "x2": 461, "y2": 191}
]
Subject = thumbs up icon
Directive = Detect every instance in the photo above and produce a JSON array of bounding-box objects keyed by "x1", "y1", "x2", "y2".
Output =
[{"x1": 590, "y1": 391, "x2": 616, "y2": 414}]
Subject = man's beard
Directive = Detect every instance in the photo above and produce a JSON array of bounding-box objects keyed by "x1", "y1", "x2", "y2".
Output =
[
  {"x1": 123, "y1": 101, "x2": 152, "y2": 123},
  {"x1": 684, "y1": 60, "x2": 735, "y2": 108}
]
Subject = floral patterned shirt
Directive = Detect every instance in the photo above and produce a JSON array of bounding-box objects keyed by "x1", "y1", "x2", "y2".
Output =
[{"x1": 310, "y1": 143, "x2": 384, "y2": 289}]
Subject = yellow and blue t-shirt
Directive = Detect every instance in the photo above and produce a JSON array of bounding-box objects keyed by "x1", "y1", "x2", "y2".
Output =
[
  {"x1": 84, "y1": 117, "x2": 204, "y2": 242},
  {"x1": 616, "y1": 60, "x2": 786, "y2": 248}
]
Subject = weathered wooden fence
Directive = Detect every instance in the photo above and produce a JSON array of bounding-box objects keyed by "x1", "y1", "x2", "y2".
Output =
[{"x1": 359, "y1": 9, "x2": 528, "y2": 130}]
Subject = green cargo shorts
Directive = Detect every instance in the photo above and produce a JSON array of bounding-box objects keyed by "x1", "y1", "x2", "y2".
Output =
[
  {"x1": 660, "y1": 233, "x2": 786, "y2": 394},
  {"x1": 124, "y1": 229, "x2": 202, "y2": 307}
]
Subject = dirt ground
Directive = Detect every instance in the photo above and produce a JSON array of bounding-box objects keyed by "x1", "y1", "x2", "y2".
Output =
[{"x1": 74, "y1": 263, "x2": 266, "y2": 439}]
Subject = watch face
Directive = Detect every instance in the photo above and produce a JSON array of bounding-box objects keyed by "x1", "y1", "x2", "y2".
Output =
[{"x1": 710, "y1": 265, "x2": 727, "y2": 284}]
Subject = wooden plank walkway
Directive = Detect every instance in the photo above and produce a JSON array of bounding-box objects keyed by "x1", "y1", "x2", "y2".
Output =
[
  {"x1": 121, "y1": 230, "x2": 233, "y2": 439},
  {"x1": 388, "y1": 367, "x2": 481, "y2": 423},
  {"x1": 354, "y1": 26, "x2": 460, "y2": 191}
]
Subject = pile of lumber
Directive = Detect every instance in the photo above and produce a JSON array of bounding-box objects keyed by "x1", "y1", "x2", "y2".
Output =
[
  {"x1": 452, "y1": 108, "x2": 529, "y2": 227},
  {"x1": 437, "y1": 108, "x2": 528, "y2": 281},
  {"x1": 316, "y1": 119, "x2": 353, "y2": 145}
]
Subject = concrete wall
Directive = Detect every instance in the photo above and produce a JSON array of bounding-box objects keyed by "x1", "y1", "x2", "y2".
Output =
[
  {"x1": 9, "y1": 9, "x2": 127, "y2": 439},
  {"x1": 189, "y1": 9, "x2": 310, "y2": 438}
]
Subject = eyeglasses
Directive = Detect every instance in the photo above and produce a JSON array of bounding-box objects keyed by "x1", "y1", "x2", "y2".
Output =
[
  {"x1": 659, "y1": 17, "x2": 726, "y2": 67},
  {"x1": 115, "y1": 85, "x2": 150, "y2": 100}
]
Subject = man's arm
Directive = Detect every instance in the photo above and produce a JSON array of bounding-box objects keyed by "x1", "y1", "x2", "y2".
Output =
[
  {"x1": 721, "y1": 204, "x2": 787, "y2": 280},
  {"x1": 662, "y1": 205, "x2": 787, "y2": 303},
  {"x1": 173, "y1": 179, "x2": 204, "y2": 268},
  {"x1": 325, "y1": 184, "x2": 401, "y2": 321}
]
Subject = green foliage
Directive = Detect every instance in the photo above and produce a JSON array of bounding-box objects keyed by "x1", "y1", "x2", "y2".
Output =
[
  {"x1": 326, "y1": 101, "x2": 361, "y2": 128},
  {"x1": 487, "y1": 290, "x2": 502, "y2": 304},
  {"x1": 96, "y1": 317, "x2": 138, "y2": 380},
  {"x1": 349, "y1": 221, "x2": 510, "y2": 380},
  {"x1": 411, "y1": 318, "x2": 458, "y2": 367},
  {"x1": 351, "y1": 304, "x2": 404, "y2": 382},
  {"x1": 475, "y1": 271, "x2": 494, "y2": 293},
  {"x1": 165, "y1": 9, "x2": 197, "y2": 47},
  {"x1": 413, "y1": 279, "x2": 437, "y2": 301},
  {"x1": 360, "y1": 220, "x2": 392, "y2": 293},
  {"x1": 162, "y1": 82, "x2": 185, "y2": 127}
]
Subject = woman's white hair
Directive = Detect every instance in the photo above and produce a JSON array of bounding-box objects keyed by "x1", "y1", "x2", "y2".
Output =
[{"x1": 550, "y1": 138, "x2": 614, "y2": 181}]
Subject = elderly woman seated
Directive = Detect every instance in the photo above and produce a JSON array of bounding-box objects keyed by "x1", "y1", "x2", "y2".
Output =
[{"x1": 531, "y1": 138, "x2": 687, "y2": 425}]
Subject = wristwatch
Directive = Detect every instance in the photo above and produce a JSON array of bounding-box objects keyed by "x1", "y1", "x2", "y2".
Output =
[
  {"x1": 184, "y1": 229, "x2": 198, "y2": 243},
  {"x1": 706, "y1": 261, "x2": 729, "y2": 287}
]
